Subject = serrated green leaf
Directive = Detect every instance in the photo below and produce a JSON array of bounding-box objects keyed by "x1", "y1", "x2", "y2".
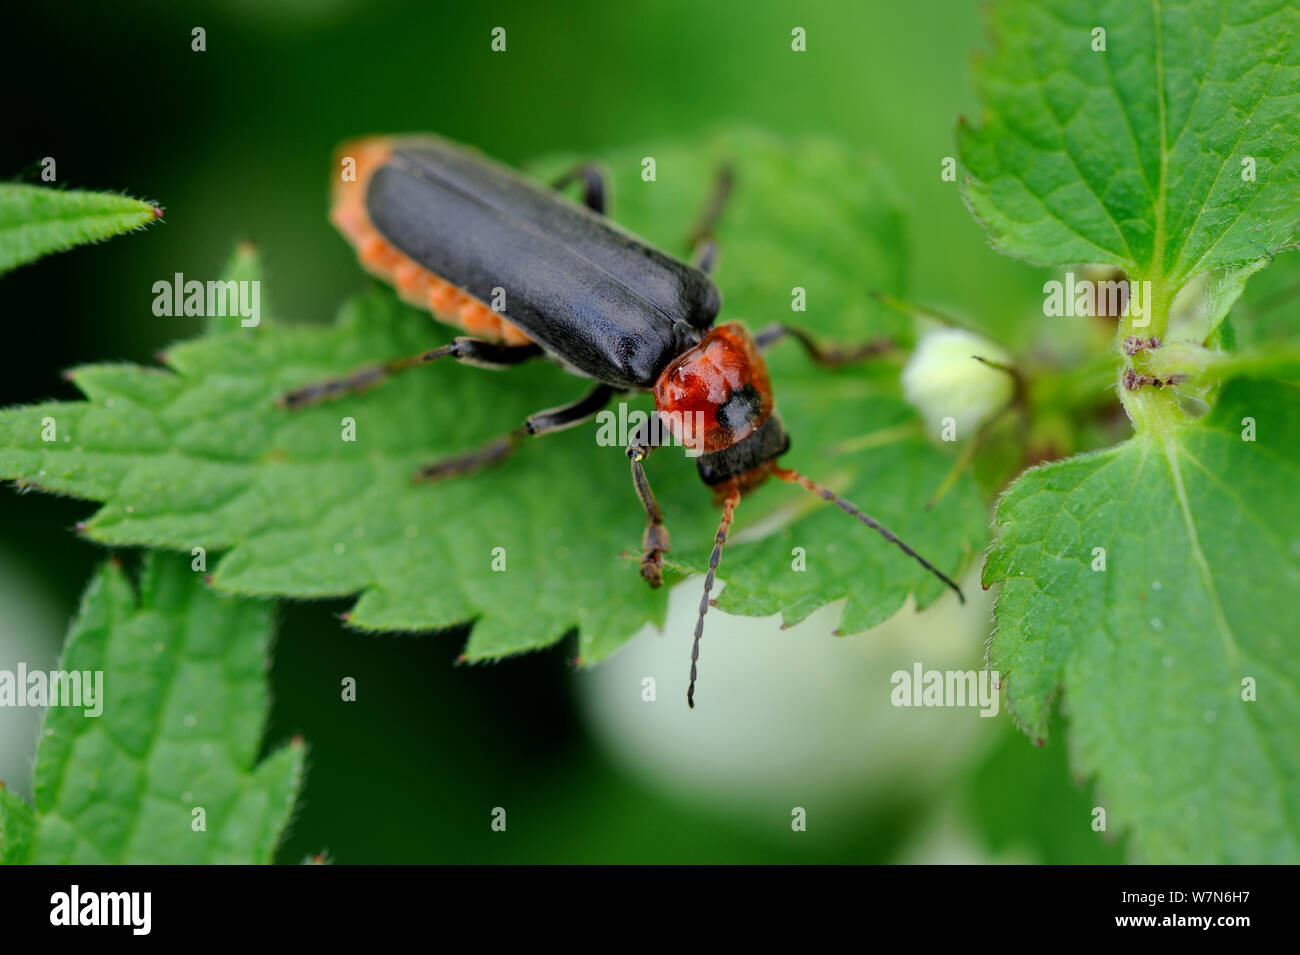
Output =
[
  {"x1": 963, "y1": 0, "x2": 1300, "y2": 863},
  {"x1": 984, "y1": 379, "x2": 1300, "y2": 862},
  {"x1": 0, "y1": 130, "x2": 983, "y2": 664},
  {"x1": 0, "y1": 554, "x2": 304, "y2": 864},
  {"x1": 960, "y1": 0, "x2": 1300, "y2": 283},
  {"x1": 0, "y1": 184, "x2": 162, "y2": 274},
  {"x1": 0, "y1": 785, "x2": 36, "y2": 863}
]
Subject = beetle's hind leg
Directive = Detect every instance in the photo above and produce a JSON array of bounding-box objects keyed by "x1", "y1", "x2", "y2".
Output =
[
  {"x1": 412, "y1": 383, "x2": 619, "y2": 483},
  {"x1": 277, "y1": 337, "x2": 542, "y2": 410},
  {"x1": 551, "y1": 163, "x2": 609, "y2": 215},
  {"x1": 753, "y1": 323, "x2": 894, "y2": 367}
]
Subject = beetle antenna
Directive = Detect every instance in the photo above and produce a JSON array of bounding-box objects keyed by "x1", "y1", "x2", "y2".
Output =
[
  {"x1": 772, "y1": 466, "x2": 965, "y2": 604},
  {"x1": 688, "y1": 481, "x2": 741, "y2": 709}
]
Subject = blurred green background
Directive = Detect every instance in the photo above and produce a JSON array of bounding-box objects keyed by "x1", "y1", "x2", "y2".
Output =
[{"x1": 1, "y1": 0, "x2": 1123, "y2": 862}]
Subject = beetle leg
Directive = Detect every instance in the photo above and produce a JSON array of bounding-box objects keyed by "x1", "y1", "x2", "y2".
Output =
[
  {"x1": 278, "y1": 338, "x2": 543, "y2": 410},
  {"x1": 412, "y1": 383, "x2": 619, "y2": 483},
  {"x1": 627, "y1": 426, "x2": 669, "y2": 588},
  {"x1": 687, "y1": 164, "x2": 735, "y2": 275},
  {"x1": 691, "y1": 239, "x2": 719, "y2": 276},
  {"x1": 551, "y1": 163, "x2": 608, "y2": 215},
  {"x1": 754, "y1": 323, "x2": 894, "y2": 367}
]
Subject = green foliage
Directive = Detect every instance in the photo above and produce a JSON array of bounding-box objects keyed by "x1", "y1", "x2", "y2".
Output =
[
  {"x1": 0, "y1": 184, "x2": 161, "y2": 274},
  {"x1": 0, "y1": 554, "x2": 304, "y2": 864},
  {"x1": 2, "y1": 0, "x2": 1295, "y2": 860},
  {"x1": 0, "y1": 131, "x2": 981, "y2": 664},
  {"x1": 985, "y1": 381, "x2": 1300, "y2": 862},
  {"x1": 962, "y1": 0, "x2": 1300, "y2": 861},
  {"x1": 960, "y1": 0, "x2": 1300, "y2": 282}
]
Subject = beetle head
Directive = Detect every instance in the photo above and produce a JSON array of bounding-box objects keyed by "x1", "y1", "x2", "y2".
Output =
[{"x1": 653, "y1": 322, "x2": 787, "y2": 490}]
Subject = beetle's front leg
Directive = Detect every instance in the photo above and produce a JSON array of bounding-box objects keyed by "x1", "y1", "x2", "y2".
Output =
[{"x1": 627, "y1": 429, "x2": 669, "y2": 588}]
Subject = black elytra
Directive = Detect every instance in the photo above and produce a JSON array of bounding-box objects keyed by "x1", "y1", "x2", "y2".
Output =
[{"x1": 366, "y1": 136, "x2": 721, "y2": 389}]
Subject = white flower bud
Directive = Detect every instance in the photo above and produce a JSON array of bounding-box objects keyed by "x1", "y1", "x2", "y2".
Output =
[{"x1": 902, "y1": 328, "x2": 1014, "y2": 437}]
